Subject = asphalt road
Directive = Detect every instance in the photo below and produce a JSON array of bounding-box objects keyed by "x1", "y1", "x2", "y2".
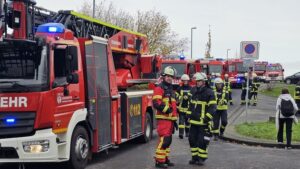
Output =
[{"x1": 2, "y1": 89, "x2": 299, "y2": 169}]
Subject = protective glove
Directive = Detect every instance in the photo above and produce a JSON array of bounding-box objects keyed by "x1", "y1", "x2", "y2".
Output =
[
  {"x1": 203, "y1": 116, "x2": 210, "y2": 124},
  {"x1": 173, "y1": 121, "x2": 178, "y2": 131},
  {"x1": 166, "y1": 107, "x2": 173, "y2": 114}
]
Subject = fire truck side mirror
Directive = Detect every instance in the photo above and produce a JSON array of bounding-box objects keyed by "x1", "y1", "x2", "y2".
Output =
[
  {"x1": 135, "y1": 38, "x2": 142, "y2": 52},
  {"x1": 66, "y1": 73, "x2": 79, "y2": 84},
  {"x1": 66, "y1": 46, "x2": 78, "y2": 72}
]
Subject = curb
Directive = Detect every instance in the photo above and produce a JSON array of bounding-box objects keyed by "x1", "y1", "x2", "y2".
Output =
[{"x1": 220, "y1": 135, "x2": 300, "y2": 149}]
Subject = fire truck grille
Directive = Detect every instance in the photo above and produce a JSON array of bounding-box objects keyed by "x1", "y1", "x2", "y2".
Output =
[
  {"x1": 0, "y1": 112, "x2": 36, "y2": 139},
  {"x1": 269, "y1": 74, "x2": 278, "y2": 77}
]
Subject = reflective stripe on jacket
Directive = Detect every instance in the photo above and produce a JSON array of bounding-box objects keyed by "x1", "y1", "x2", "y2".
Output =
[{"x1": 153, "y1": 82, "x2": 178, "y2": 121}]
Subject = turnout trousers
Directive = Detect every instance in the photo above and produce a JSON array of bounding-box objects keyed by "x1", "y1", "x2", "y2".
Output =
[
  {"x1": 212, "y1": 110, "x2": 228, "y2": 135},
  {"x1": 155, "y1": 120, "x2": 174, "y2": 163},
  {"x1": 179, "y1": 111, "x2": 190, "y2": 137},
  {"x1": 188, "y1": 125, "x2": 209, "y2": 162},
  {"x1": 249, "y1": 91, "x2": 258, "y2": 105}
]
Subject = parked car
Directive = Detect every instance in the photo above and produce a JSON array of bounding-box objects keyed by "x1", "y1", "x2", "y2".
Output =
[{"x1": 284, "y1": 72, "x2": 300, "y2": 84}]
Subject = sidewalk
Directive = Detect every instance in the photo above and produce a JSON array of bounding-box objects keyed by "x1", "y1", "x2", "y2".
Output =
[{"x1": 222, "y1": 93, "x2": 300, "y2": 149}]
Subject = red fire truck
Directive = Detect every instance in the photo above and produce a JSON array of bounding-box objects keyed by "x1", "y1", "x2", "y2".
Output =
[
  {"x1": 254, "y1": 61, "x2": 268, "y2": 82},
  {"x1": 225, "y1": 59, "x2": 247, "y2": 88},
  {"x1": 0, "y1": 1, "x2": 156, "y2": 169},
  {"x1": 158, "y1": 58, "x2": 200, "y2": 88},
  {"x1": 195, "y1": 59, "x2": 225, "y2": 78},
  {"x1": 265, "y1": 63, "x2": 284, "y2": 82}
]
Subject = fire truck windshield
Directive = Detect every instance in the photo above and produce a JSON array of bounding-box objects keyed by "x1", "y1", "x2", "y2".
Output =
[
  {"x1": 267, "y1": 65, "x2": 282, "y2": 71},
  {"x1": 209, "y1": 65, "x2": 222, "y2": 74},
  {"x1": 236, "y1": 63, "x2": 247, "y2": 73},
  {"x1": 255, "y1": 64, "x2": 266, "y2": 71},
  {"x1": 162, "y1": 63, "x2": 186, "y2": 77},
  {"x1": 0, "y1": 42, "x2": 49, "y2": 92}
]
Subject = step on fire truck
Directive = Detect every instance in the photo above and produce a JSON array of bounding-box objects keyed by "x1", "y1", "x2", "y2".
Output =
[{"x1": 0, "y1": 1, "x2": 158, "y2": 169}]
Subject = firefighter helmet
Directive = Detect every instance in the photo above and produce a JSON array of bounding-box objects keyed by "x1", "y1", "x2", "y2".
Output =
[
  {"x1": 181, "y1": 74, "x2": 190, "y2": 81},
  {"x1": 214, "y1": 77, "x2": 223, "y2": 84},
  {"x1": 244, "y1": 73, "x2": 248, "y2": 77},
  {"x1": 216, "y1": 73, "x2": 221, "y2": 77},
  {"x1": 194, "y1": 72, "x2": 207, "y2": 81},
  {"x1": 225, "y1": 74, "x2": 229, "y2": 78},
  {"x1": 162, "y1": 66, "x2": 176, "y2": 77}
]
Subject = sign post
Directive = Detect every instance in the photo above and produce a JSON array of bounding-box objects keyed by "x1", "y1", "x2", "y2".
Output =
[{"x1": 240, "y1": 41, "x2": 260, "y2": 123}]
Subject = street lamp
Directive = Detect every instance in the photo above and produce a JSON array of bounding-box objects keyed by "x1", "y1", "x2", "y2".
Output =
[
  {"x1": 93, "y1": 0, "x2": 96, "y2": 18},
  {"x1": 226, "y1": 49, "x2": 231, "y2": 73},
  {"x1": 191, "y1": 27, "x2": 197, "y2": 59}
]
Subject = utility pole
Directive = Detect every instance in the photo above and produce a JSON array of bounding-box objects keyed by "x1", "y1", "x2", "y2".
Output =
[
  {"x1": 205, "y1": 25, "x2": 212, "y2": 58},
  {"x1": 93, "y1": 0, "x2": 96, "y2": 18},
  {"x1": 226, "y1": 49, "x2": 231, "y2": 73},
  {"x1": 191, "y1": 27, "x2": 197, "y2": 59}
]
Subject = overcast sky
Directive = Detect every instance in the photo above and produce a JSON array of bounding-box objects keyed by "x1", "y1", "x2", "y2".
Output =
[{"x1": 37, "y1": 0, "x2": 300, "y2": 76}]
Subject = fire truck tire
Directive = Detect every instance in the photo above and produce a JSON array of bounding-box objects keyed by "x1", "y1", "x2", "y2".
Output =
[
  {"x1": 140, "y1": 113, "x2": 153, "y2": 143},
  {"x1": 68, "y1": 126, "x2": 90, "y2": 169}
]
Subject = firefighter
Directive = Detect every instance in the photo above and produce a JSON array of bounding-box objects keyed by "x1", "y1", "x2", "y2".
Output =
[
  {"x1": 209, "y1": 72, "x2": 216, "y2": 89},
  {"x1": 241, "y1": 73, "x2": 252, "y2": 105},
  {"x1": 153, "y1": 66, "x2": 178, "y2": 168},
  {"x1": 224, "y1": 74, "x2": 233, "y2": 105},
  {"x1": 187, "y1": 72, "x2": 216, "y2": 166},
  {"x1": 249, "y1": 73, "x2": 260, "y2": 106},
  {"x1": 215, "y1": 73, "x2": 221, "y2": 78},
  {"x1": 211, "y1": 78, "x2": 228, "y2": 140},
  {"x1": 294, "y1": 81, "x2": 300, "y2": 115},
  {"x1": 176, "y1": 74, "x2": 192, "y2": 139}
]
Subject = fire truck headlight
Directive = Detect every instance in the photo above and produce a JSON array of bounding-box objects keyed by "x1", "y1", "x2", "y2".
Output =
[{"x1": 22, "y1": 140, "x2": 50, "y2": 153}]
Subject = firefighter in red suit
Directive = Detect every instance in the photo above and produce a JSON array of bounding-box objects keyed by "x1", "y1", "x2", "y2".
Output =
[{"x1": 153, "y1": 66, "x2": 178, "y2": 168}]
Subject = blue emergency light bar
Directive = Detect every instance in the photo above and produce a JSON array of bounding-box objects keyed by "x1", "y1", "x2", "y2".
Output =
[
  {"x1": 37, "y1": 23, "x2": 65, "y2": 33},
  {"x1": 6, "y1": 118, "x2": 16, "y2": 124}
]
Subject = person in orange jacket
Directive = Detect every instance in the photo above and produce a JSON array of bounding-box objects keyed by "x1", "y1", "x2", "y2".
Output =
[{"x1": 153, "y1": 66, "x2": 178, "y2": 168}]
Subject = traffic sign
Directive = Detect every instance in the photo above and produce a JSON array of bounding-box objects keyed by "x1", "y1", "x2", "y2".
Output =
[
  {"x1": 240, "y1": 41, "x2": 260, "y2": 59},
  {"x1": 243, "y1": 58, "x2": 254, "y2": 68}
]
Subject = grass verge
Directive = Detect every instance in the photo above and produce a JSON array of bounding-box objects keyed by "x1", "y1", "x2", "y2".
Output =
[
  {"x1": 235, "y1": 121, "x2": 300, "y2": 142},
  {"x1": 259, "y1": 83, "x2": 295, "y2": 97}
]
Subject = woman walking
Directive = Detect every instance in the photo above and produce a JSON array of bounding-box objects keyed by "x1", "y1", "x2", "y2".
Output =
[{"x1": 276, "y1": 88, "x2": 298, "y2": 149}]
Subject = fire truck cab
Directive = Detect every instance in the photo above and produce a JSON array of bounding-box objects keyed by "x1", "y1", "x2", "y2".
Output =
[
  {"x1": 254, "y1": 61, "x2": 268, "y2": 82},
  {"x1": 225, "y1": 59, "x2": 247, "y2": 88},
  {"x1": 265, "y1": 63, "x2": 284, "y2": 82}
]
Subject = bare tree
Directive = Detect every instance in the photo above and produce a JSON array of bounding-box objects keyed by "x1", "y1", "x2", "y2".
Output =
[{"x1": 77, "y1": 0, "x2": 188, "y2": 55}]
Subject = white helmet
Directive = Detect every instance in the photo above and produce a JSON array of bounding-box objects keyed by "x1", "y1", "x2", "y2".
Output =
[
  {"x1": 162, "y1": 66, "x2": 176, "y2": 77},
  {"x1": 252, "y1": 73, "x2": 257, "y2": 78},
  {"x1": 244, "y1": 73, "x2": 248, "y2": 77},
  {"x1": 214, "y1": 77, "x2": 223, "y2": 84},
  {"x1": 193, "y1": 72, "x2": 207, "y2": 81},
  {"x1": 216, "y1": 73, "x2": 221, "y2": 77},
  {"x1": 225, "y1": 74, "x2": 229, "y2": 78},
  {"x1": 181, "y1": 74, "x2": 190, "y2": 81}
]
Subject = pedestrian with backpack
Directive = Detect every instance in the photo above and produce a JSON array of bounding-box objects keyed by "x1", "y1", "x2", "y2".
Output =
[{"x1": 276, "y1": 88, "x2": 299, "y2": 149}]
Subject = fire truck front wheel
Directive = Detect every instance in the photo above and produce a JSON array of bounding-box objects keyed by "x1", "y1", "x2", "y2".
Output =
[
  {"x1": 140, "y1": 113, "x2": 153, "y2": 143},
  {"x1": 69, "y1": 126, "x2": 90, "y2": 169}
]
